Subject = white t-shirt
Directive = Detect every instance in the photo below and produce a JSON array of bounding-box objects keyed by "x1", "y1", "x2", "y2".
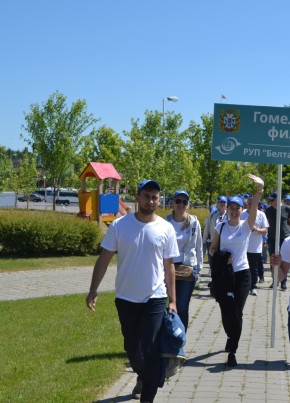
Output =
[
  {"x1": 170, "y1": 219, "x2": 190, "y2": 263},
  {"x1": 101, "y1": 213, "x2": 179, "y2": 303},
  {"x1": 240, "y1": 210, "x2": 269, "y2": 253},
  {"x1": 280, "y1": 237, "x2": 290, "y2": 311},
  {"x1": 215, "y1": 220, "x2": 251, "y2": 272}
]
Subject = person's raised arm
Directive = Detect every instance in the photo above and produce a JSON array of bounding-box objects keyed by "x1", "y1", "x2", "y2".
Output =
[
  {"x1": 86, "y1": 248, "x2": 115, "y2": 312},
  {"x1": 247, "y1": 174, "x2": 264, "y2": 229}
]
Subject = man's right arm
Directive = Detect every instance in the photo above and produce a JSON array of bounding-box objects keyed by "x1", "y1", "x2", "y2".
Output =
[
  {"x1": 86, "y1": 248, "x2": 116, "y2": 312},
  {"x1": 270, "y1": 253, "x2": 290, "y2": 282}
]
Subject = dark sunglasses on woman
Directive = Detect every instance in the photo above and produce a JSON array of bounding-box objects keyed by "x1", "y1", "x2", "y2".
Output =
[{"x1": 174, "y1": 199, "x2": 188, "y2": 205}]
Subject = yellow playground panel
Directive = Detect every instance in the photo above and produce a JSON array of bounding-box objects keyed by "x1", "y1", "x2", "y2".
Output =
[{"x1": 78, "y1": 162, "x2": 127, "y2": 225}]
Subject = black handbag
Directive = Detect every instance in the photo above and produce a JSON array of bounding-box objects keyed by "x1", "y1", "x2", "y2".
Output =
[{"x1": 208, "y1": 223, "x2": 234, "y2": 300}]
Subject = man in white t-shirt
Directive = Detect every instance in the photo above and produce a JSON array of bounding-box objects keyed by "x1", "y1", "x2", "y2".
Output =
[
  {"x1": 86, "y1": 180, "x2": 179, "y2": 403},
  {"x1": 241, "y1": 196, "x2": 269, "y2": 296}
]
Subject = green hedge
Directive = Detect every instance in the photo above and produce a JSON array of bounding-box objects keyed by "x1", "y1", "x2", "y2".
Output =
[{"x1": 0, "y1": 210, "x2": 102, "y2": 257}]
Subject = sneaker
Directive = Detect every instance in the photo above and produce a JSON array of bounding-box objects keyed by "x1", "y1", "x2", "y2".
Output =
[
  {"x1": 259, "y1": 278, "x2": 265, "y2": 283},
  {"x1": 250, "y1": 289, "x2": 258, "y2": 296},
  {"x1": 269, "y1": 283, "x2": 273, "y2": 289},
  {"x1": 227, "y1": 352, "x2": 237, "y2": 367},
  {"x1": 132, "y1": 378, "x2": 142, "y2": 400},
  {"x1": 281, "y1": 284, "x2": 287, "y2": 291}
]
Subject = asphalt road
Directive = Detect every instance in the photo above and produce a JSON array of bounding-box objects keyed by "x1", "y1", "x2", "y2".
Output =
[{"x1": 16, "y1": 201, "x2": 137, "y2": 214}]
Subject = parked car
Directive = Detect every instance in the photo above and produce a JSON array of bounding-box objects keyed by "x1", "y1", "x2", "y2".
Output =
[{"x1": 18, "y1": 193, "x2": 45, "y2": 202}]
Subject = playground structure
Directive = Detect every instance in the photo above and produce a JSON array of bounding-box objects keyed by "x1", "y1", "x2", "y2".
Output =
[{"x1": 78, "y1": 162, "x2": 129, "y2": 225}]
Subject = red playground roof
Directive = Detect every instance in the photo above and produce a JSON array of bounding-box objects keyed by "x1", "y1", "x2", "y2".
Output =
[{"x1": 79, "y1": 162, "x2": 122, "y2": 180}]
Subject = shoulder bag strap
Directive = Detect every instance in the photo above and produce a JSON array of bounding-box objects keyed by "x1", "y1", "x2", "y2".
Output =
[{"x1": 218, "y1": 222, "x2": 226, "y2": 251}]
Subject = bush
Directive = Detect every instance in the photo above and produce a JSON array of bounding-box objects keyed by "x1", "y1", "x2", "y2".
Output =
[{"x1": 0, "y1": 210, "x2": 103, "y2": 257}]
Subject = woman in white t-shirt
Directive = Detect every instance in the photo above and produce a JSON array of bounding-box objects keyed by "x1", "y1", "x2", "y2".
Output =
[
  {"x1": 209, "y1": 174, "x2": 264, "y2": 367},
  {"x1": 166, "y1": 190, "x2": 203, "y2": 331}
]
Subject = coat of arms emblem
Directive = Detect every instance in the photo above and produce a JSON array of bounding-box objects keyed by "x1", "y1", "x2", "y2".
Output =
[{"x1": 219, "y1": 109, "x2": 240, "y2": 132}]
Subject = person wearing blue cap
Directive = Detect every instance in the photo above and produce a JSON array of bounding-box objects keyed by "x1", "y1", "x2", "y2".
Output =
[
  {"x1": 166, "y1": 190, "x2": 203, "y2": 331},
  {"x1": 243, "y1": 193, "x2": 251, "y2": 209},
  {"x1": 203, "y1": 195, "x2": 228, "y2": 272},
  {"x1": 209, "y1": 174, "x2": 264, "y2": 367},
  {"x1": 265, "y1": 192, "x2": 290, "y2": 291},
  {"x1": 86, "y1": 179, "x2": 179, "y2": 402},
  {"x1": 284, "y1": 194, "x2": 290, "y2": 206},
  {"x1": 241, "y1": 197, "x2": 269, "y2": 296}
]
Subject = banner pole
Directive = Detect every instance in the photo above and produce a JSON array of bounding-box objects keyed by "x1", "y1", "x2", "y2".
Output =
[{"x1": 270, "y1": 164, "x2": 282, "y2": 348}]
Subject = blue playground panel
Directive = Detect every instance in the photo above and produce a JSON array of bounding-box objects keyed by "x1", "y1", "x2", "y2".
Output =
[{"x1": 99, "y1": 194, "x2": 119, "y2": 214}]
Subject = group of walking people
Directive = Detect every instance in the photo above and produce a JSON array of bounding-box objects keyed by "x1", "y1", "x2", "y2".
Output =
[{"x1": 85, "y1": 173, "x2": 289, "y2": 403}]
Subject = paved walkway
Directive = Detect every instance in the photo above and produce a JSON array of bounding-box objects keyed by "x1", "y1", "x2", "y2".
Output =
[{"x1": 1, "y1": 264, "x2": 290, "y2": 402}]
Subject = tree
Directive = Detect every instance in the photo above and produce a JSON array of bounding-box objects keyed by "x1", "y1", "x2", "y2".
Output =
[
  {"x1": 187, "y1": 114, "x2": 225, "y2": 205},
  {"x1": 16, "y1": 153, "x2": 39, "y2": 208},
  {"x1": 0, "y1": 146, "x2": 13, "y2": 191},
  {"x1": 187, "y1": 114, "x2": 280, "y2": 204},
  {"x1": 21, "y1": 92, "x2": 98, "y2": 209},
  {"x1": 122, "y1": 110, "x2": 199, "y2": 198}
]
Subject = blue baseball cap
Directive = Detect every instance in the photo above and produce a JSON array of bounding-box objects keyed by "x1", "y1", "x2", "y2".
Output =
[
  {"x1": 263, "y1": 203, "x2": 269, "y2": 209},
  {"x1": 284, "y1": 194, "x2": 290, "y2": 201},
  {"x1": 173, "y1": 190, "x2": 190, "y2": 200},
  {"x1": 227, "y1": 196, "x2": 243, "y2": 207},
  {"x1": 137, "y1": 180, "x2": 161, "y2": 192},
  {"x1": 218, "y1": 195, "x2": 227, "y2": 203},
  {"x1": 243, "y1": 193, "x2": 250, "y2": 199},
  {"x1": 268, "y1": 192, "x2": 277, "y2": 200}
]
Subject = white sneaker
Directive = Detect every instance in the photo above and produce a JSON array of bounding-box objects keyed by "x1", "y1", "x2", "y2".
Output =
[{"x1": 250, "y1": 289, "x2": 258, "y2": 296}]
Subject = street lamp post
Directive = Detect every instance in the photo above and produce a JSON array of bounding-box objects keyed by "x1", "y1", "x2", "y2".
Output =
[{"x1": 162, "y1": 96, "x2": 178, "y2": 126}]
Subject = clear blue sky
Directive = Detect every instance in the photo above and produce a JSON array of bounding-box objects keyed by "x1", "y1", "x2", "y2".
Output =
[{"x1": 1, "y1": 0, "x2": 290, "y2": 151}]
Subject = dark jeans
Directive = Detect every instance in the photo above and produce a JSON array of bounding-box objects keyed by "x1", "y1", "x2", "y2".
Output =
[
  {"x1": 268, "y1": 238, "x2": 287, "y2": 287},
  {"x1": 218, "y1": 269, "x2": 251, "y2": 354},
  {"x1": 258, "y1": 254, "x2": 265, "y2": 280},
  {"x1": 247, "y1": 252, "x2": 260, "y2": 290},
  {"x1": 176, "y1": 277, "x2": 197, "y2": 331},
  {"x1": 115, "y1": 297, "x2": 167, "y2": 402},
  {"x1": 262, "y1": 243, "x2": 268, "y2": 263},
  {"x1": 207, "y1": 241, "x2": 213, "y2": 270}
]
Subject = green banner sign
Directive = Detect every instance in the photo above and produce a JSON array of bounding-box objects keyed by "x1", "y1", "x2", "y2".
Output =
[{"x1": 212, "y1": 103, "x2": 290, "y2": 164}]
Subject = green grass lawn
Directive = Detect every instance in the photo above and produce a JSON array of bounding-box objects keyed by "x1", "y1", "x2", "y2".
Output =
[
  {"x1": 0, "y1": 293, "x2": 126, "y2": 402},
  {"x1": 0, "y1": 255, "x2": 118, "y2": 272}
]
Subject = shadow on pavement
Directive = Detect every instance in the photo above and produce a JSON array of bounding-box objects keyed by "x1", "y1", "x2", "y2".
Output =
[
  {"x1": 94, "y1": 394, "x2": 132, "y2": 403},
  {"x1": 186, "y1": 351, "x2": 289, "y2": 372}
]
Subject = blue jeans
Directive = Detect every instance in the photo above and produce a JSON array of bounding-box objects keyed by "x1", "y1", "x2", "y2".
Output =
[
  {"x1": 115, "y1": 297, "x2": 166, "y2": 402},
  {"x1": 176, "y1": 277, "x2": 197, "y2": 331}
]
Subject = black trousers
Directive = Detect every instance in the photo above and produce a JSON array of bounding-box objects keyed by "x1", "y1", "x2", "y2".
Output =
[
  {"x1": 268, "y1": 237, "x2": 287, "y2": 287},
  {"x1": 218, "y1": 269, "x2": 251, "y2": 354},
  {"x1": 115, "y1": 297, "x2": 167, "y2": 403},
  {"x1": 247, "y1": 252, "x2": 260, "y2": 289}
]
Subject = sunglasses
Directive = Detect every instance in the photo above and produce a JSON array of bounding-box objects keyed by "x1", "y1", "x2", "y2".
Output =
[{"x1": 174, "y1": 199, "x2": 189, "y2": 205}]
